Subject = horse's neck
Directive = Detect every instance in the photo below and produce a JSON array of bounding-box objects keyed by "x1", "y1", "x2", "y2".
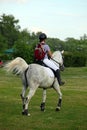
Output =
[
  {"x1": 52, "y1": 51, "x2": 63, "y2": 66},
  {"x1": 52, "y1": 51, "x2": 60, "y2": 61}
]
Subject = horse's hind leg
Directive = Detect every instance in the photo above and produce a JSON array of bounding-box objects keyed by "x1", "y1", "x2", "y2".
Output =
[
  {"x1": 40, "y1": 89, "x2": 47, "y2": 111},
  {"x1": 53, "y1": 79, "x2": 62, "y2": 111},
  {"x1": 23, "y1": 86, "x2": 38, "y2": 116},
  {"x1": 20, "y1": 85, "x2": 27, "y2": 112}
]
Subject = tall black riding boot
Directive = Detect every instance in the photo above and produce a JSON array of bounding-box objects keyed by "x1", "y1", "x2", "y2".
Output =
[{"x1": 55, "y1": 69, "x2": 65, "y2": 86}]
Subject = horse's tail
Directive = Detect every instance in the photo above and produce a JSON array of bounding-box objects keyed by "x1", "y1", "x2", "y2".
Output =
[{"x1": 5, "y1": 57, "x2": 29, "y2": 75}]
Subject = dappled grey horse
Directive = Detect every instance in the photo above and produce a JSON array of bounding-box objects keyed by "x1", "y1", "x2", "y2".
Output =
[{"x1": 5, "y1": 51, "x2": 64, "y2": 116}]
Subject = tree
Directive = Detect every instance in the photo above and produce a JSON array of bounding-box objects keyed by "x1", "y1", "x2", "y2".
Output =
[
  {"x1": 0, "y1": 14, "x2": 20, "y2": 48},
  {"x1": 0, "y1": 34, "x2": 7, "y2": 52}
]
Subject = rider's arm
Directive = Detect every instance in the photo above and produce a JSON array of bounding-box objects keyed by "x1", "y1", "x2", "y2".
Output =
[{"x1": 48, "y1": 50, "x2": 52, "y2": 58}]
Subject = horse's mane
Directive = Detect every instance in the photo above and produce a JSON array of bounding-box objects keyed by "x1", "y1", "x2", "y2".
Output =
[{"x1": 5, "y1": 57, "x2": 28, "y2": 75}]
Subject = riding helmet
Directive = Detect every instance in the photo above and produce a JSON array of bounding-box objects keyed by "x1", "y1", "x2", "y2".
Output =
[{"x1": 39, "y1": 33, "x2": 47, "y2": 40}]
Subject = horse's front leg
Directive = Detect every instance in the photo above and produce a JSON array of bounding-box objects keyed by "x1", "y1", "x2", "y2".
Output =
[
  {"x1": 53, "y1": 78, "x2": 62, "y2": 111},
  {"x1": 40, "y1": 89, "x2": 47, "y2": 111}
]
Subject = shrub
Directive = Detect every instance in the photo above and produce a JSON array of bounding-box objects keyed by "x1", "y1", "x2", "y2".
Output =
[{"x1": 64, "y1": 52, "x2": 87, "y2": 67}]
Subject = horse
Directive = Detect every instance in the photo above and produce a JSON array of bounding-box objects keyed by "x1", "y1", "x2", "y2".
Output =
[{"x1": 5, "y1": 51, "x2": 64, "y2": 116}]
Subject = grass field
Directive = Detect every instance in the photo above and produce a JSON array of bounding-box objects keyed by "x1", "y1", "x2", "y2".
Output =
[{"x1": 0, "y1": 67, "x2": 87, "y2": 130}]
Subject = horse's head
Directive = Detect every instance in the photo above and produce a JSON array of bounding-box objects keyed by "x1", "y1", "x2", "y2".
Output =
[{"x1": 52, "y1": 50, "x2": 64, "y2": 71}]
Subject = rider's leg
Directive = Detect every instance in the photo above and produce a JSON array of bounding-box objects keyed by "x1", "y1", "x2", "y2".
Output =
[
  {"x1": 43, "y1": 58, "x2": 65, "y2": 86},
  {"x1": 55, "y1": 69, "x2": 65, "y2": 86}
]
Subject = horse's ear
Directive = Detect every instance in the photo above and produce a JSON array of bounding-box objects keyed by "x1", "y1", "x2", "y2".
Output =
[{"x1": 61, "y1": 50, "x2": 64, "y2": 54}]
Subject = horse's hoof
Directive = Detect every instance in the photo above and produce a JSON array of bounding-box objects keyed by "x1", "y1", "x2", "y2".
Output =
[
  {"x1": 22, "y1": 109, "x2": 30, "y2": 116},
  {"x1": 22, "y1": 111, "x2": 26, "y2": 115},
  {"x1": 27, "y1": 113, "x2": 30, "y2": 116},
  {"x1": 22, "y1": 111, "x2": 30, "y2": 116},
  {"x1": 41, "y1": 107, "x2": 45, "y2": 112},
  {"x1": 41, "y1": 109, "x2": 45, "y2": 112},
  {"x1": 56, "y1": 107, "x2": 60, "y2": 111},
  {"x1": 40, "y1": 102, "x2": 45, "y2": 112}
]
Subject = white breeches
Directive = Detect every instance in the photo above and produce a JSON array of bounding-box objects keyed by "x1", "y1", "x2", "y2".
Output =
[{"x1": 43, "y1": 58, "x2": 59, "y2": 71}]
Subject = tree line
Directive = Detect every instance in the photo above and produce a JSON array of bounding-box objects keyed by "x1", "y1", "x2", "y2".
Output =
[{"x1": 0, "y1": 14, "x2": 87, "y2": 67}]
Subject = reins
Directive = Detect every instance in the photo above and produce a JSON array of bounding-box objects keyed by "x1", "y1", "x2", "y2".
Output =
[
  {"x1": 51, "y1": 58, "x2": 61, "y2": 66},
  {"x1": 51, "y1": 57, "x2": 64, "y2": 71}
]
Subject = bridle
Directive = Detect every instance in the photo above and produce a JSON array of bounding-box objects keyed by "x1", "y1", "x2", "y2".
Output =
[
  {"x1": 51, "y1": 57, "x2": 65, "y2": 71},
  {"x1": 51, "y1": 57, "x2": 61, "y2": 66}
]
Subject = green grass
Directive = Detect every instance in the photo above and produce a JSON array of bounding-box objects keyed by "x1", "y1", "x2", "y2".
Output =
[{"x1": 0, "y1": 67, "x2": 87, "y2": 130}]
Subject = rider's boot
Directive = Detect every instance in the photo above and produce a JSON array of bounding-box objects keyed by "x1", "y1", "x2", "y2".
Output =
[{"x1": 55, "y1": 69, "x2": 65, "y2": 86}]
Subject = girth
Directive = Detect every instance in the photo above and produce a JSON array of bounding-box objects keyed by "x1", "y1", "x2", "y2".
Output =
[{"x1": 24, "y1": 67, "x2": 29, "y2": 87}]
